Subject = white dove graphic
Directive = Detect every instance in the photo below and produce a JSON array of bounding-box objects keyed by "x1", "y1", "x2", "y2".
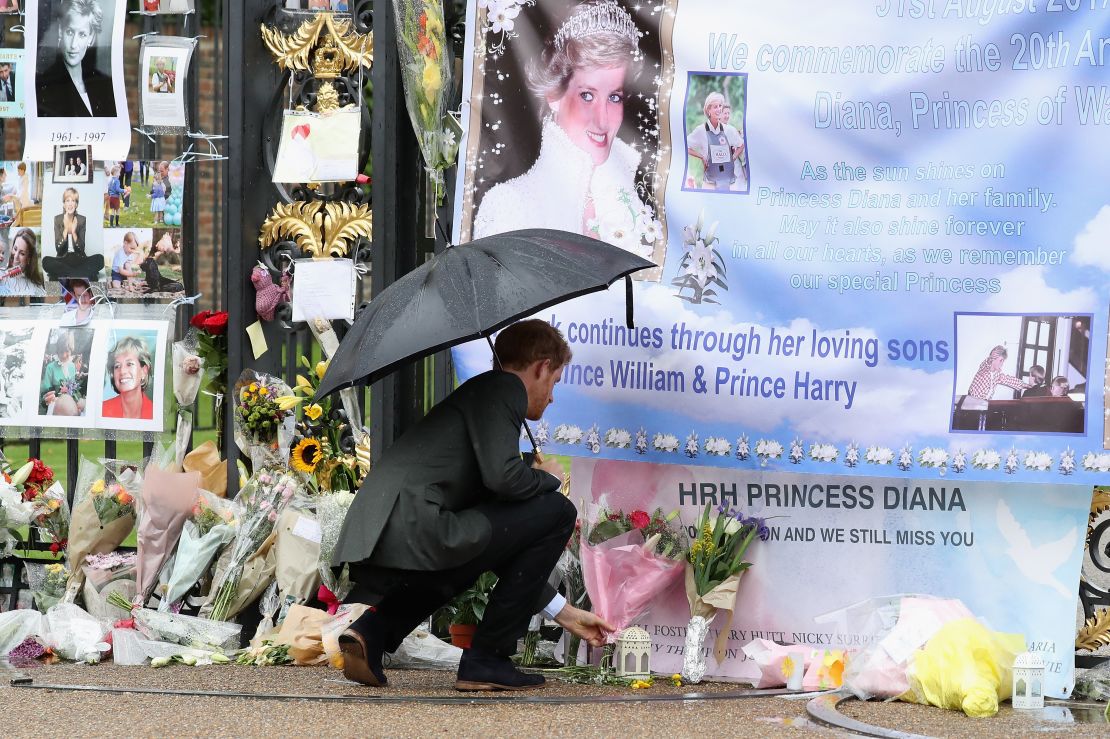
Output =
[{"x1": 995, "y1": 499, "x2": 1078, "y2": 599}]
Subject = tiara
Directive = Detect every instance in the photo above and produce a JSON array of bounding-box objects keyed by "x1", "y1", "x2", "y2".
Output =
[{"x1": 553, "y1": 1, "x2": 639, "y2": 50}]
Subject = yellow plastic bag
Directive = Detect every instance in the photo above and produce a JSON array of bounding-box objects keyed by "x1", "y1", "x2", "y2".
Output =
[{"x1": 898, "y1": 618, "x2": 1025, "y2": 718}]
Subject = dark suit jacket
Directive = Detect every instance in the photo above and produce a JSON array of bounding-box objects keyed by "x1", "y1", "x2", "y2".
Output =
[
  {"x1": 36, "y1": 58, "x2": 117, "y2": 118},
  {"x1": 54, "y1": 213, "x2": 86, "y2": 255},
  {"x1": 333, "y1": 370, "x2": 561, "y2": 579},
  {"x1": 1022, "y1": 385, "x2": 1048, "y2": 398},
  {"x1": 0, "y1": 73, "x2": 16, "y2": 103}
]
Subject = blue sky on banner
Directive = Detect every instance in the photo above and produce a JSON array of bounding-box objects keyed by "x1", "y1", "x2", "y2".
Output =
[{"x1": 453, "y1": 2, "x2": 1110, "y2": 483}]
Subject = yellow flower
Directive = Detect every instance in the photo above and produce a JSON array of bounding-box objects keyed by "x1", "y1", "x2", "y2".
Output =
[
  {"x1": 422, "y1": 60, "x2": 443, "y2": 100},
  {"x1": 274, "y1": 395, "x2": 303, "y2": 412},
  {"x1": 295, "y1": 375, "x2": 314, "y2": 395},
  {"x1": 46, "y1": 563, "x2": 65, "y2": 575},
  {"x1": 259, "y1": 386, "x2": 270, "y2": 396},
  {"x1": 315, "y1": 361, "x2": 329, "y2": 380},
  {"x1": 249, "y1": 382, "x2": 259, "y2": 392},
  {"x1": 291, "y1": 438, "x2": 324, "y2": 474},
  {"x1": 304, "y1": 404, "x2": 323, "y2": 422},
  {"x1": 630, "y1": 678, "x2": 653, "y2": 689},
  {"x1": 89, "y1": 479, "x2": 106, "y2": 495},
  {"x1": 670, "y1": 674, "x2": 682, "y2": 687},
  {"x1": 424, "y1": 9, "x2": 443, "y2": 38},
  {"x1": 48, "y1": 498, "x2": 61, "y2": 510}
]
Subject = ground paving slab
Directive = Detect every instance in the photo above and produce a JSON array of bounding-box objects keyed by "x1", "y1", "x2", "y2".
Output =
[{"x1": 1, "y1": 662, "x2": 1107, "y2": 737}]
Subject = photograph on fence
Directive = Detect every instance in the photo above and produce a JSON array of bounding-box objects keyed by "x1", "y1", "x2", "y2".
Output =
[
  {"x1": 0, "y1": 1, "x2": 19, "y2": 14},
  {"x1": 39, "y1": 171, "x2": 105, "y2": 282},
  {"x1": 106, "y1": 160, "x2": 185, "y2": 229},
  {"x1": 0, "y1": 48, "x2": 24, "y2": 118},
  {"x1": 0, "y1": 227, "x2": 47, "y2": 297},
  {"x1": 0, "y1": 160, "x2": 44, "y2": 228},
  {"x1": 34, "y1": 324, "x2": 95, "y2": 427},
  {"x1": 950, "y1": 313, "x2": 1091, "y2": 435},
  {"x1": 59, "y1": 276, "x2": 96, "y2": 326},
  {"x1": 460, "y1": 0, "x2": 671, "y2": 275},
  {"x1": 283, "y1": 0, "x2": 350, "y2": 11},
  {"x1": 0, "y1": 320, "x2": 39, "y2": 424},
  {"x1": 138, "y1": 35, "x2": 195, "y2": 132},
  {"x1": 104, "y1": 227, "x2": 183, "y2": 298},
  {"x1": 24, "y1": 0, "x2": 131, "y2": 161},
  {"x1": 52, "y1": 144, "x2": 93, "y2": 183},
  {"x1": 93, "y1": 320, "x2": 167, "y2": 432}
]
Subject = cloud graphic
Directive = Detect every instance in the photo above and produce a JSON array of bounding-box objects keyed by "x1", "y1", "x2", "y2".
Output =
[
  {"x1": 981, "y1": 265, "x2": 1099, "y2": 314},
  {"x1": 1071, "y1": 205, "x2": 1110, "y2": 272}
]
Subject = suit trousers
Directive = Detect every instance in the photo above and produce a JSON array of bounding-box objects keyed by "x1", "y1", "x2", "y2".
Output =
[{"x1": 349, "y1": 490, "x2": 577, "y2": 657}]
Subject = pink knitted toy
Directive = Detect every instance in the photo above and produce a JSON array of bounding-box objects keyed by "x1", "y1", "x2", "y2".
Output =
[{"x1": 252, "y1": 266, "x2": 291, "y2": 322}]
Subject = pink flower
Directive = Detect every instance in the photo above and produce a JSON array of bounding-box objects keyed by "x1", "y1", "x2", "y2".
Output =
[
  {"x1": 259, "y1": 500, "x2": 271, "y2": 511},
  {"x1": 267, "y1": 511, "x2": 278, "y2": 523}
]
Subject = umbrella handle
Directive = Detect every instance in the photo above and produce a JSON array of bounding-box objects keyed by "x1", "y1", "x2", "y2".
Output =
[
  {"x1": 486, "y1": 333, "x2": 541, "y2": 456},
  {"x1": 625, "y1": 276, "x2": 635, "y2": 329}
]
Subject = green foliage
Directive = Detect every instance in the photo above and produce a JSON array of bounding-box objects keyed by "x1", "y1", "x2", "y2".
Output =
[{"x1": 435, "y1": 571, "x2": 498, "y2": 629}]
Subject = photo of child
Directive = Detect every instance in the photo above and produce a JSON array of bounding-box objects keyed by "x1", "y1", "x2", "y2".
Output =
[
  {"x1": 148, "y1": 56, "x2": 176, "y2": 94},
  {"x1": 103, "y1": 227, "x2": 182, "y2": 298},
  {"x1": 37, "y1": 327, "x2": 93, "y2": 418},
  {"x1": 150, "y1": 171, "x2": 166, "y2": 224},
  {"x1": 103, "y1": 160, "x2": 184, "y2": 229}
]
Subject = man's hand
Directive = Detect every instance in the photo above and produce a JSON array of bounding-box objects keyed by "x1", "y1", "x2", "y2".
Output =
[
  {"x1": 554, "y1": 603, "x2": 615, "y2": 648},
  {"x1": 531, "y1": 452, "x2": 564, "y2": 481}
]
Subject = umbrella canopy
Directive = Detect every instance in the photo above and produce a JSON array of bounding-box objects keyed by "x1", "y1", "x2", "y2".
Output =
[{"x1": 316, "y1": 228, "x2": 655, "y2": 398}]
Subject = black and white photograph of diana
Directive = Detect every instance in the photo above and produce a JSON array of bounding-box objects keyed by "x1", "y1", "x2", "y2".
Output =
[{"x1": 24, "y1": 0, "x2": 130, "y2": 161}]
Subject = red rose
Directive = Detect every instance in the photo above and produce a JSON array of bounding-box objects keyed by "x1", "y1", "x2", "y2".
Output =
[
  {"x1": 21, "y1": 488, "x2": 36, "y2": 502},
  {"x1": 189, "y1": 310, "x2": 213, "y2": 330},
  {"x1": 202, "y1": 311, "x2": 229, "y2": 336},
  {"x1": 629, "y1": 510, "x2": 650, "y2": 530}
]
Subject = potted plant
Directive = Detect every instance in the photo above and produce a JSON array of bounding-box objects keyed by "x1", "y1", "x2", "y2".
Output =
[{"x1": 436, "y1": 571, "x2": 497, "y2": 649}]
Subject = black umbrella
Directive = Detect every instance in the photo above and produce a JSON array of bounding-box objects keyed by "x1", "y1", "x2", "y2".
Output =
[{"x1": 316, "y1": 229, "x2": 654, "y2": 444}]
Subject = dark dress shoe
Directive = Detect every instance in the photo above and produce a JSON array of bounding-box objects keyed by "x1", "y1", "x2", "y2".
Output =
[
  {"x1": 455, "y1": 648, "x2": 546, "y2": 691},
  {"x1": 338, "y1": 628, "x2": 388, "y2": 687}
]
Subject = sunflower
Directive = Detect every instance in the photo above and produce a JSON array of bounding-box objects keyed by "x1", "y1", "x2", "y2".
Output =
[{"x1": 291, "y1": 438, "x2": 324, "y2": 474}]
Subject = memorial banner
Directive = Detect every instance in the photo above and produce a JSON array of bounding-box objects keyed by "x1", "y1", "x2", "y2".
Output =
[
  {"x1": 452, "y1": 0, "x2": 1110, "y2": 484},
  {"x1": 571, "y1": 457, "x2": 1089, "y2": 698}
]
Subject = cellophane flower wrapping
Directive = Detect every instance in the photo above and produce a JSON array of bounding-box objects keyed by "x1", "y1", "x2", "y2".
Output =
[
  {"x1": 135, "y1": 464, "x2": 201, "y2": 605},
  {"x1": 233, "y1": 369, "x2": 298, "y2": 470},
  {"x1": 158, "y1": 490, "x2": 240, "y2": 611},
  {"x1": 172, "y1": 335, "x2": 206, "y2": 467},
  {"x1": 0, "y1": 481, "x2": 34, "y2": 556},
  {"x1": 26, "y1": 562, "x2": 68, "y2": 612},
  {"x1": 274, "y1": 504, "x2": 322, "y2": 604},
  {"x1": 392, "y1": 0, "x2": 461, "y2": 197},
  {"x1": 0, "y1": 609, "x2": 44, "y2": 655},
  {"x1": 28, "y1": 481, "x2": 70, "y2": 554},
  {"x1": 65, "y1": 458, "x2": 140, "y2": 602},
  {"x1": 316, "y1": 490, "x2": 355, "y2": 602},
  {"x1": 203, "y1": 466, "x2": 298, "y2": 622},
  {"x1": 82, "y1": 551, "x2": 137, "y2": 622},
  {"x1": 132, "y1": 606, "x2": 242, "y2": 654},
  {"x1": 44, "y1": 602, "x2": 111, "y2": 663},
  {"x1": 579, "y1": 502, "x2": 686, "y2": 644}
]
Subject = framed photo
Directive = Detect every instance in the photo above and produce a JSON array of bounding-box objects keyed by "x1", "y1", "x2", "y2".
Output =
[
  {"x1": 138, "y1": 35, "x2": 196, "y2": 133},
  {"x1": 24, "y1": 0, "x2": 131, "y2": 161},
  {"x1": 88, "y1": 319, "x2": 167, "y2": 432},
  {"x1": 39, "y1": 171, "x2": 106, "y2": 282},
  {"x1": 0, "y1": 48, "x2": 24, "y2": 118},
  {"x1": 33, "y1": 324, "x2": 96, "y2": 429},
  {"x1": 0, "y1": 1, "x2": 19, "y2": 14},
  {"x1": 52, "y1": 144, "x2": 93, "y2": 183}
]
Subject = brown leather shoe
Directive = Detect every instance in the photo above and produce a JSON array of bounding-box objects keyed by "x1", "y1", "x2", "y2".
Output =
[{"x1": 338, "y1": 629, "x2": 387, "y2": 687}]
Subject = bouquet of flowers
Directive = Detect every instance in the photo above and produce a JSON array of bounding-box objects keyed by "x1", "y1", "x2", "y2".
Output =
[
  {"x1": 203, "y1": 466, "x2": 298, "y2": 621},
  {"x1": 393, "y1": 0, "x2": 462, "y2": 201},
  {"x1": 0, "y1": 477, "x2": 34, "y2": 556},
  {"x1": 64, "y1": 458, "x2": 140, "y2": 601},
  {"x1": 158, "y1": 491, "x2": 240, "y2": 612},
  {"x1": 291, "y1": 356, "x2": 364, "y2": 493},
  {"x1": 579, "y1": 503, "x2": 687, "y2": 644},
  {"x1": 188, "y1": 312, "x2": 228, "y2": 446},
  {"x1": 233, "y1": 369, "x2": 299, "y2": 468},
  {"x1": 82, "y1": 551, "x2": 137, "y2": 621},
  {"x1": 26, "y1": 481, "x2": 70, "y2": 555},
  {"x1": 316, "y1": 490, "x2": 355, "y2": 607},
  {"x1": 274, "y1": 505, "x2": 322, "y2": 605},
  {"x1": 27, "y1": 562, "x2": 69, "y2": 612},
  {"x1": 172, "y1": 334, "x2": 206, "y2": 466},
  {"x1": 134, "y1": 464, "x2": 202, "y2": 607},
  {"x1": 682, "y1": 503, "x2": 770, "y2": 683}
]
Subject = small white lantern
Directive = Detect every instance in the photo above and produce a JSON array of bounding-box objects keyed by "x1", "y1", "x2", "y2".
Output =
[
  {"x1": 1012, "y1": 651, "x2": 1045, "y2": 710},
  {"x1": 615, "y1": 626, "x2": 651, "y2": 679}
]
